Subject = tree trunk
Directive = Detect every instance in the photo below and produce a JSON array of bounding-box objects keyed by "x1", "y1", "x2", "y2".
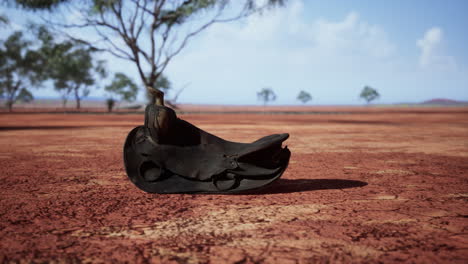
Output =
[
  {"x1": 107, "y1": 99, "x2": 115, "y2": 113},
  {"x1": 7, "y1": 83, "x2": 19, "y2": 112},
  {"x1": 74, "y1": 88, "x2": 81, "y2": 109},
  {"x1": 6, "y1": 101, "x2": 13, "y2": 112}
]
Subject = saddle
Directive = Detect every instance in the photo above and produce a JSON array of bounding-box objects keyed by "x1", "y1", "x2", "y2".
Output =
[{"x1": 123, "y1": 104, "x2": 291, "y2": 193}]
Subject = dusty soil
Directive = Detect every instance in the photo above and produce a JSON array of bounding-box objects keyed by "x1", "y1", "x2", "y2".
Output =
[{"x1": 0, "y1": 108, "x2": 467, "y2": 263}]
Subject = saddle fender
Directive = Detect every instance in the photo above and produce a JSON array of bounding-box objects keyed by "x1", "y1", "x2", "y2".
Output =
[{"x1": 123, "y1": 105, "x2": 291, "y2": 194}]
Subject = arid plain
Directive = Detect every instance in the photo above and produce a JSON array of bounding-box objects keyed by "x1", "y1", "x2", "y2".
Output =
[{"x1": 1, "y1": 107, "x2": 467, "y2": 263}]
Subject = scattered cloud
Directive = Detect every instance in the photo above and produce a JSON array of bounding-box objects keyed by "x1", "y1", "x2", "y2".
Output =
[
  {"x1": 196, "y1": 3, "x2": 396, "y2": 61},
  {"x1": 169, "y1": 0, "x2": 399, "y2": 104},
  {"x1": 417, "y1": 27, "x2": 457, "y2": 70},
  {"x1": 4, "y1": 0, "x2": 465, "y2": 104},
  {"x1": 309, "y1": 12, "x2": 396, "y2": 59}
]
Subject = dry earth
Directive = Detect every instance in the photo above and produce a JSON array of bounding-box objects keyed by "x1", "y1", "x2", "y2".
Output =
[{"x1": 0, "y1": 107, "x2": 467, "y2": 263}]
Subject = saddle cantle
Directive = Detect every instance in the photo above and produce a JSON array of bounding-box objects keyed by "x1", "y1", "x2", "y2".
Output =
[{"x1": 123, "y1": 104, "x2": 291, "y2": 194}]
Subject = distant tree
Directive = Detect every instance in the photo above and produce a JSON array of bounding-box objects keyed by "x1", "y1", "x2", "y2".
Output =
[
  {"x1": 12, "y1": 0, "x2": 287, "y2": 105},
  {"x1": 297, "y1": 90, "x2": 312, "y2": 104},
  {"x1": 257, "y1": 87, "x2": 277, "y2": 106},
  {"x1": 59, "y1": 89, "x2": 71, "y2": 108},
  {"x1": 0, "y1": 31, "x2": 44, "y2": 111},
  {"x1": 36, "y1": 27, "x2": 107, "y2": 109},
  {"x1": 51, "y1": 48, "x2": 106, "y2": 109},
  {"x1": 105, "y1": 73, "x2": 138, "y2": 112},
  {"x1": 31, "y1": 26, "x2": 107, "y2": 109},
  {"x1": 360, "y1": 86, "x2": 380, "y2": 104},
  {"x1": 34, "y1": 26, "x2": 73, "y2": 108}
]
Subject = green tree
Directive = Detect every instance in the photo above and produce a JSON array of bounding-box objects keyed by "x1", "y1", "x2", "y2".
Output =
[
  {"x1": 13, "y1": 0, "x2": 69, "y2": 9},
  {"x1": 0, "y1": 31, "x2": 43, "y2": 111},
  {"x1": 297, "y1": 90, "x2": 312, "y2": 104},
  {"x1": 257, "y1": 87, "x2": 276, "y2": 106},
  {"x1": 360, "y1": 86, "x2": 380, "y2": 104},
  {"x1": 105, "y1": 72, "x2": 138, "y2": 112},
  {"x1": 49, "y1": 47, "x2": 106, "y2": 109},
  {"x1": 34, "y1": 26, "x2": 72, "y2": 107},
  {"x1": 34, "y1": 26, "x2": 107, "y2": 109},
  {"x1": 12, "y1": 0, "x2": 287, "y2": 105}
]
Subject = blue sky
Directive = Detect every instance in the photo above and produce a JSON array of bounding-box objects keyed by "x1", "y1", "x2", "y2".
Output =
[{"x1": 2, "y1": 0, "x2": 468, "y2": 105}]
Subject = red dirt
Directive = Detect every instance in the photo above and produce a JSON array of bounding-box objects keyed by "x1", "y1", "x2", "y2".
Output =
[{"x1": 1, "y1": 108, "x2": 467, "y2": 263}]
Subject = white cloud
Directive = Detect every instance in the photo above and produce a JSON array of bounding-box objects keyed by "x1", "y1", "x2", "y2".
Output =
[
  {"x1": 198, "y1": 4, "x2": 396, "y2": 60},
  {"x1": 417, "y1": 27, "x2": 457, "y2": 70},
  {"x1": 6, "y1": 0, "x2": 464, "y2": 104},
  {"x1": 168, "y1": 1, "x2": 399, "y2": 104},
  {"x1": 310, "y1": 12, "x2": 396, "y2": 59},
  {"x1": 34, "y1": 0, "x2": 400, "y2": 104}
]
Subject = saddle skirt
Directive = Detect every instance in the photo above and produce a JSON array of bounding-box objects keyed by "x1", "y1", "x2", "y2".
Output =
[{"x1": 123, "y1": 105, "x2": 291, "y2": 193}]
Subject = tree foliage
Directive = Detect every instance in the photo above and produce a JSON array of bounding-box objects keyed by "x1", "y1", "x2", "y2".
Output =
[
  {"x1": 12, "y1": 0, "x2": 288, "y2": 105},
  {"x1": 257, "y1": 87, "x2": 276, "y2": 106},
  {"x1": 360, "y1": 86, "x2": 380, "y2": 104},
  {"x1": 33, "y1": 26, "x2": 106, "y2": 109},
  {"x1": 0, "y1": 14, "x2": 9, "y2": 25},
  {"x1": 0, "y1": 31, "x2": 44, "y2": 111},
  {"x1": 297, "y1": 90, "x2": 312, "y2": 104},
  {"x1": 51, "y1": 47, "x2": 106, "y2": 109},
  {"x1": 105, "y1": 72, "x2": 138, "y2": 112},
  {"x1": 12, "y1": 0, "x2": 69, "y2": 10}
]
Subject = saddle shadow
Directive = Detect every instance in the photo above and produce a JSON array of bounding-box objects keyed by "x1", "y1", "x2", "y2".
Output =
[{"x1": 240, "y1": 178, "x2": 368, "y2": 195}]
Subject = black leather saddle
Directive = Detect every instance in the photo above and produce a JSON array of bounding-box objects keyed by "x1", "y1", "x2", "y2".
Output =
[{"x1": 123, "y1": 104, "x2": 290, "y2": 193}]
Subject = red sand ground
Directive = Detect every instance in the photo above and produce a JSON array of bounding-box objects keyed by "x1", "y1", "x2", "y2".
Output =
[{"x1": 0, "y1": 108, "x2": 467, "y2": 263}]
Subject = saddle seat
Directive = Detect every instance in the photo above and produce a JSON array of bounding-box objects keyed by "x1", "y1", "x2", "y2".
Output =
[{"x1": 123, "y1": 105, "x2": 290, "y2": 193}]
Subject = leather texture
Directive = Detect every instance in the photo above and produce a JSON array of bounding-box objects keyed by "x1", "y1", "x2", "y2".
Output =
[{"x1": 123, "y1": 105, "x2": 291, "y2": 194}]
